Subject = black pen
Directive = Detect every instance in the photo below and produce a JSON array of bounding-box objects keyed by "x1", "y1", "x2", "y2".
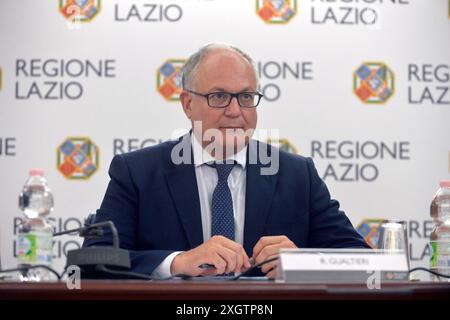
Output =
[{"x1": 198, "y1": 258, "x2": 255, "y2": 269}]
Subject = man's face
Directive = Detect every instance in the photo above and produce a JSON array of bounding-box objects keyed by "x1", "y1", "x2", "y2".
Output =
[{"x1": 180, "y1": 49, "x2": 258, "y2": 158}]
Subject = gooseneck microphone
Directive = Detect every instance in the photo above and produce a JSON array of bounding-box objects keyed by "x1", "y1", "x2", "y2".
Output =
[{"x1": 54, "y1": 220, "x2": 120, "y2": 248}]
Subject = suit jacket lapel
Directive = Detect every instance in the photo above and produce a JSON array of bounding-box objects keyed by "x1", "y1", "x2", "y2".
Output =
[
  {"x1": 243, "y1": 140, "x2": 278, "y2": 255},
  {"x1": 165, "y1": 134, "x2": 203, "y2": 248}
]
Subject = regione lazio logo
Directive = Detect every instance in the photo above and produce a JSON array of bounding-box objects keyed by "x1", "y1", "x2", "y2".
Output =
[
  {"x1": 267, "y1": 138, "x2": 298, "y2": 154},
  {"x1": 353, "y1": 62, "x2": 395, "y2": 104},
  {"x1": 59, "y1": 0, "x2": 101, "y2": 22},
  {"x1": 57, "y1": 137, "x2": 99, "y2": 179},
  {"x1": 256, "y1": 0, "x2": 297, "y2": 24},
  {"x1": 157, "y1": 59, "x2": 185, "y2": 102},
  {"x1": 356, "y1": 219, "x2": 384, "y2": 248}
]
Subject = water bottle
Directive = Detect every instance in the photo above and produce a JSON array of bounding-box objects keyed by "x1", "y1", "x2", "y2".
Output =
[
  {"x1": 17, "y1": 169, "x2": 55, "y2": 282},
  {"x1": 430, "y1": 180, "x2": 450, "y2": 281}
]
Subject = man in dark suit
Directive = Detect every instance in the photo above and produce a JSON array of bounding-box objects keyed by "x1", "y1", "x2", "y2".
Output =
[{"x1": 84, "y1": 43, "x2": 368, "y2": 279}]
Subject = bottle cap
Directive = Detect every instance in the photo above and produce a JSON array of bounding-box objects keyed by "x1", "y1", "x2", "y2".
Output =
[
  {"x1": 440, "y1": 180, "x2": 450, "y2": 188},
  {"x1": 29, "y1": 168, "x2": 44, "y2": 176}
]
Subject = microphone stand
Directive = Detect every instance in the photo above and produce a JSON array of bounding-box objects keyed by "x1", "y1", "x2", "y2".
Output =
[{"x1": 53, "y1": 219, "x2": 131, "y2": 279}]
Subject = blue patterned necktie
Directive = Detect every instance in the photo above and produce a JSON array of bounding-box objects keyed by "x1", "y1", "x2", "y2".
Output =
[{"x1": 210, "y1": 162, "x2": 236, "y2": 241}]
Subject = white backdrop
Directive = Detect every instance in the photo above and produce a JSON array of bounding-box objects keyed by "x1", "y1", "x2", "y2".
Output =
[{"x1": 0, "y1": 0, "x2": 449, "y2": 278}]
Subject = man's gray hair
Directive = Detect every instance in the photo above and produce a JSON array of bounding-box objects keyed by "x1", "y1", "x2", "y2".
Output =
[{"x1": 181, "y1": 43, "x2": 259, "y2": 90}]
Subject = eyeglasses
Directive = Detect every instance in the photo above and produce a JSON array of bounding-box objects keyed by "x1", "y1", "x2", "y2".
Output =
[{"x1": 185, "y1": 89, "x2": 263, "y2": 108}]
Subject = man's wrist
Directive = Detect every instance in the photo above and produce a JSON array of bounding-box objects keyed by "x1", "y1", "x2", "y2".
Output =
[
  {"x1": 151, "y1": 251, "x2": 183, "y2": 279},
  {"x1": 170, "y1": 251, "x2": 186, "y2": 275}
]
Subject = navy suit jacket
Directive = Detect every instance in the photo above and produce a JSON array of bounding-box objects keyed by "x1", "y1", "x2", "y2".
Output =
[{"x1": 84, "y1": 134, "x2": 369, "y2": 276}]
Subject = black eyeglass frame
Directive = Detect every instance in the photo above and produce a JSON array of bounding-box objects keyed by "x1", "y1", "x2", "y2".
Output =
[{"x1": 185, "y1": 89, "x2": 264, "y2": 108}]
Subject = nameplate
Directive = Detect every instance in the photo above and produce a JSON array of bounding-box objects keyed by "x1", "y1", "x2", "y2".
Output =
[{"x1": 278, "y1": 248, "x2": 409, "y2": 283}]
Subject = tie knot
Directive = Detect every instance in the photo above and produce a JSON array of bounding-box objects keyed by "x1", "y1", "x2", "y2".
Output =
[{"x1": 212, "y1": 162, "x2": 235, "y2": 182}]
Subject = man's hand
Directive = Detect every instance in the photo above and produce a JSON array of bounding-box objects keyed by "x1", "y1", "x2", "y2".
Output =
[
  {"x1": 170, "y1": 235, "x2": 251, "y2": 276},
  {"x1": 252, "y1": 235, "x2": 297, "y2": 279}
]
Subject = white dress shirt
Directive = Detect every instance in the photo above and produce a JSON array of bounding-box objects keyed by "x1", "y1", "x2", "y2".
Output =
[{"x1": 151, "y1": 134, "x2": 247, "y2": 278}]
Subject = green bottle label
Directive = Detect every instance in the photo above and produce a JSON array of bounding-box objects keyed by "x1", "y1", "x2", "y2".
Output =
[
  {"x1": 430, "y1": 241, "x2": 438, "y2": 268},
  {"x1": 17, "y1": 233, "x2": 52, "y2": 265}
]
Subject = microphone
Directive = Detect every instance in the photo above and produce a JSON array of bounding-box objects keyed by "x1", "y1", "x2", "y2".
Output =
[{"x1": 53, "y1": 214, "x2": 131, "y2": 279}]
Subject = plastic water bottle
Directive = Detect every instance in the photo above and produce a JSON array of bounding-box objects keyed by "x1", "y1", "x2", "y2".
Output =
[
  {"x1": 17, "y1": 169, "x2": 55, "y2": 282},
  {"x1": 430, "y1": 180, "x2": 450, "y2": 281}
]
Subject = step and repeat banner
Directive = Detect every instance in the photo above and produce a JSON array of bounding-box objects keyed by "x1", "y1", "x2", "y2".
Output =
[{"x1": 0, "y1": 0, "x2": 449, "y2": 277}]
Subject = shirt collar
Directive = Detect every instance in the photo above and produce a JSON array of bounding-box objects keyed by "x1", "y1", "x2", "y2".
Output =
[{"x1": 191, "y1": 133, "x2": 247, "y2": 169}]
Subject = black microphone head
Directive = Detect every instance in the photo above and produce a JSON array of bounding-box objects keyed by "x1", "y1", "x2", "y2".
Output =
[{"x1": 84, "y1": 213, "x2": 97, "y2": 226}]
